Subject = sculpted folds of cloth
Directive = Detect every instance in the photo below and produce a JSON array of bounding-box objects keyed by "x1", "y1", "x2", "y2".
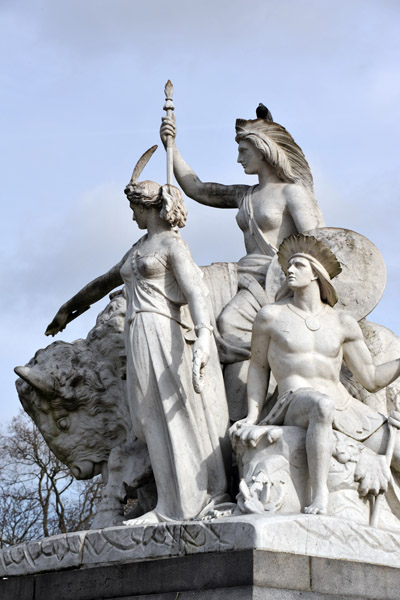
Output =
[{"x1": 13, "y1": 96, "x2": 400, "y2": 533}]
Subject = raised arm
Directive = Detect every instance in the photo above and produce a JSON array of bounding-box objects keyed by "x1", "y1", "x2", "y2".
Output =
[
  {"x1": 245, "y1": 308, "x2": 272, "y2": 423},
  {"x1": 160, "y1": 116, "x2": 247, "y2": 209},
  {"x1": 45, "y1": 249, "x2": 129, "y2": 336},
  {"x1": 342, "y1": 313, "x2": 400, "y2": 393},
  {"x1": 285, "y1": 184, "x2": 325, "y2": 232}
]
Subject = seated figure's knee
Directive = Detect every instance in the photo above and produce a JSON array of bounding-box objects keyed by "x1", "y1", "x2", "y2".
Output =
[{"x1": 310, "y1": 393, "x2": 334, "y2": 423}]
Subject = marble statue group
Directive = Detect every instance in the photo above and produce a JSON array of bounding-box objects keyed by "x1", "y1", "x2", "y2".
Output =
[{"x1": 14, "y1": 82, "x2": 400, "y2": 532}]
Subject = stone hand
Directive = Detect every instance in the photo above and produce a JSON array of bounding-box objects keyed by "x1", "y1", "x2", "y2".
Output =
[
  {"x1": 45, "y1": 304, "x2": 90, "y2": 336},
  {"x1": 230, "y1": 423, "x2": 282, "y2": 448},
  {"x1": 229, "y1": 410, "x2": 260, "y2": 436},
  {"x1": 354, "y1": 453, "x2": 391, "y2": 497},
  {"x1": 160, "y1": 115, "x2": 176, "y2": 149},
  {"x1": 192, "y1": 334, "x2": 210, "y2": 393},
  {"x1": 45, "y1": 306, "x2": 71, "y2": 336},
  {"x1": 193, "y1": 333, "x2": 210, "y2": 368},
  {"x1": 229, "y1": 417, "x2": 256, "y2": 438}
]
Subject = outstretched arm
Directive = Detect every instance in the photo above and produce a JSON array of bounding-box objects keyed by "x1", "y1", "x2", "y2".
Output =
[
  {"x1": 160, "y1": 117, "x2": 247, "y2": 209},
  {"x1": 342, "y1": 314, "x2": 400, "y2": 393},
  {"x1": 45, "y1": 249, "x2": 129, "y2": 336}
]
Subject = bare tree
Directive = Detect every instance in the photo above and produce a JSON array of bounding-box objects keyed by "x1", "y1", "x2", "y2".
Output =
[{"x1": 0, "y1": 411, "x2": 102, "y2": 548}]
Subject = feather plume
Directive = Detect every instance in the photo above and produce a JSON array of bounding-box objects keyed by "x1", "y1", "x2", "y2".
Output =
[
  {"x1": 129, "y1": 145, "x2": 158, "y2": 184},
  {"x1": 278, "y1": 234, "x2": 342, "y2": 278}
]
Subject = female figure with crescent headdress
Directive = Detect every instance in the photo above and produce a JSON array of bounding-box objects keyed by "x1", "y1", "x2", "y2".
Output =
[
  {"x1": 45, "y1": 151, "x2": 230, "y2": 524},
  {"x1": 160, "y1": 114, "x2": 325, "y2": 419}
]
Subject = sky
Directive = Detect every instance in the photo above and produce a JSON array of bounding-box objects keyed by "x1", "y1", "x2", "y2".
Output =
[{"x1": 1, "y1": 0, "x2": 400, "y2": 424}]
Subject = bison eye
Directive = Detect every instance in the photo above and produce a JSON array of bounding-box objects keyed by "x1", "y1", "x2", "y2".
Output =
[{"x1": 57, "y1": 417, "x2": 70, "y2": 431}]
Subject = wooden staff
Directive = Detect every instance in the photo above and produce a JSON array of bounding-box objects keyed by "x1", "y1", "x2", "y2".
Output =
[{"x1": 163, "y1": 80, "x2": 175, "y2": 185}]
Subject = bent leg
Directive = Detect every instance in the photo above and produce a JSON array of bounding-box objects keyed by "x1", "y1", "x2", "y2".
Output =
[{"x1": 285, "y1": 390, "x2": 335, "y2": 514}]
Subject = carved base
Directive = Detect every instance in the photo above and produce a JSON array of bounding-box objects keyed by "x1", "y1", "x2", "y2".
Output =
[{"x1": 1, "y1": 515, "x2": 400, "y2": 599}]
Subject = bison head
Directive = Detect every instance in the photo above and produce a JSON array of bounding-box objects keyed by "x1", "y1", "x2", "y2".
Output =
[{"x1": 15, "y1": 339, "x2": 130, "y2": 480}]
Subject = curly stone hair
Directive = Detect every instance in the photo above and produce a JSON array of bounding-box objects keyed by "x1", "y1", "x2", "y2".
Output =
[{"x1": 124, "y1": 180, "x2": 187, "y2": 228}]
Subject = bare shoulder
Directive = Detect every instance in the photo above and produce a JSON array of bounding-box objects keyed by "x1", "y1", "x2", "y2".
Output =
[
  {"x1": 255, "y1": 303, "x2": 285, "y2": 327},
  {"x1": 283, "y1": 183, "x2": 312, "y2": 205},
  {"x1": 165, "y1": 233, "x2": 191, "y2": 258},
  {"x1": 283, "y1": 183, "x2": 325, "y2": 227},
  {"x1": 235, "y1": 184, "x2": 251, "y2": 205},
  {"x1": 337, "y1": 310, "x2": 363, "y2": 341},
  {"x1": 166, "y1": 234, "x2": 204, "y2": 284}
]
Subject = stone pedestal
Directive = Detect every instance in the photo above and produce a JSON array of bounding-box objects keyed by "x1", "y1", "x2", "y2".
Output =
[{"x1": 1, "y1": 515, "x2": 400, "y2": 599}]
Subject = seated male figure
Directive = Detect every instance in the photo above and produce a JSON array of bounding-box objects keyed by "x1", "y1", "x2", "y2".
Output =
[{"x1": 240, "y1": 234, "x2": 400, "y2": 515}]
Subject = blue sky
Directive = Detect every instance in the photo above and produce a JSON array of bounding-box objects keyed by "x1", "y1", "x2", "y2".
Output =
[{"x1": 1, "y1": 0, "x2": 400, "y2": 423}]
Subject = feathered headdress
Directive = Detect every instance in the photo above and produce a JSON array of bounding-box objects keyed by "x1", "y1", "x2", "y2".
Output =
[
  {"x1": 278, "y1": 234, "x2": 341, "y2": 278},
  {"x1": 276, "y1": 234, "x2": 342, "y2": 306},
  {"x1": 124, "y1": 145, "x2": 187, "y2": 228}
]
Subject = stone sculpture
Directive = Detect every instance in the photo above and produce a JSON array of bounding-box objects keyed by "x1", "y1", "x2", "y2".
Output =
[
  {"x1": 231, "y1": 233, "x2": 400, "y2": 524},
  {"x1": 160, "y1": 111, "x2": 325, "y2": 419},
  {"x1": 41, "y1": 148, "x2": 231, "y2": 525},
  {"x1": 12, "y1": 87, "x2": 400, "y2": 534},
  {"x1": 15, "y1": 267, "x2": 236, "y2": 527},
  {"x1": 7, "y1": 86, "x2": 400, "y2": 599},
  {"x1": 15, "y1": 290, "x2": 157, "y2": 528}
]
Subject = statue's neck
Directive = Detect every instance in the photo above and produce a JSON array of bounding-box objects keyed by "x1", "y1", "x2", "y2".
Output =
[
  {"x1": 292, "y1": 282, "x2": 323, "y2": 314},
  {"x1": 146, "y1": 209, "x2": 172, "y2": 238},
  {"x1": 257, "y1": 162, "x2": 281, "y2": 187}
]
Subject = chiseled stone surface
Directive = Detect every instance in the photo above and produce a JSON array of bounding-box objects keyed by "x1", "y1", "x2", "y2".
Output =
[
  {"x1": 2, "y1": 514, "x2": 400, "y2": 579},
  {"x1": 82, "y1": 519, "x2": 254, "y2": 566},
  {"x1": 311, "y1": 556, "x2": 400, "y2": 600},
  {"x1": 253, "y1": 514, "x2": 400, "y2": 567},
  {"x1": 24, "y1": 550, "x2": 255, "y2": 599},
  {"x1": 2, "y1": 547, "x2": 400, "y2": 600},
  {"x1": 0, "y1": 530, "x2": 85, "y2": 576}
]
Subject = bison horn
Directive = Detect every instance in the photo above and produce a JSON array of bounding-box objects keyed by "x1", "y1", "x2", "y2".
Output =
[{"x1": 14, "y1": 366, "x2": 58, "y2": 397}]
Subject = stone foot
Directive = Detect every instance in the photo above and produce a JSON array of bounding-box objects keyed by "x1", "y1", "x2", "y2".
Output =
[
  {"x1": 304, "y1": 490, "x2": 329, "y2": 515},
  {"x1": 123, "y1": 510, "x2": 161, "y2": 526}
]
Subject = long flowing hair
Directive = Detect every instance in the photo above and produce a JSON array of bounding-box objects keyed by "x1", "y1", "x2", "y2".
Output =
[{"x1": 235, "y1": 118, "x2": 314, "y2": 193}]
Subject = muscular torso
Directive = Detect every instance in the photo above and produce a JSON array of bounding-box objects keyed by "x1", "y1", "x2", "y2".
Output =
[{"x1": 266, "y1": 303, "x2": 349, "y2": 403}]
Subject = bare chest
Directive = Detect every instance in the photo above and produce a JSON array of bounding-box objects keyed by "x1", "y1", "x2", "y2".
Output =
[
  {"x1": 237, "y1": 185, "x2": 290, "y2": 234},
  {"x1": 268, "y1": 309, "x2": 344, "y2": 358}
]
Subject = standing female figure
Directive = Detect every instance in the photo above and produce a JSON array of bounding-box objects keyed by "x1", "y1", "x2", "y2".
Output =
[
  {"x1": 160, "y1": 114, "x2": 325, "y2": 419},
  {"x1": 46, "y1": 178, "x2": 230, "y2": 524}
]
